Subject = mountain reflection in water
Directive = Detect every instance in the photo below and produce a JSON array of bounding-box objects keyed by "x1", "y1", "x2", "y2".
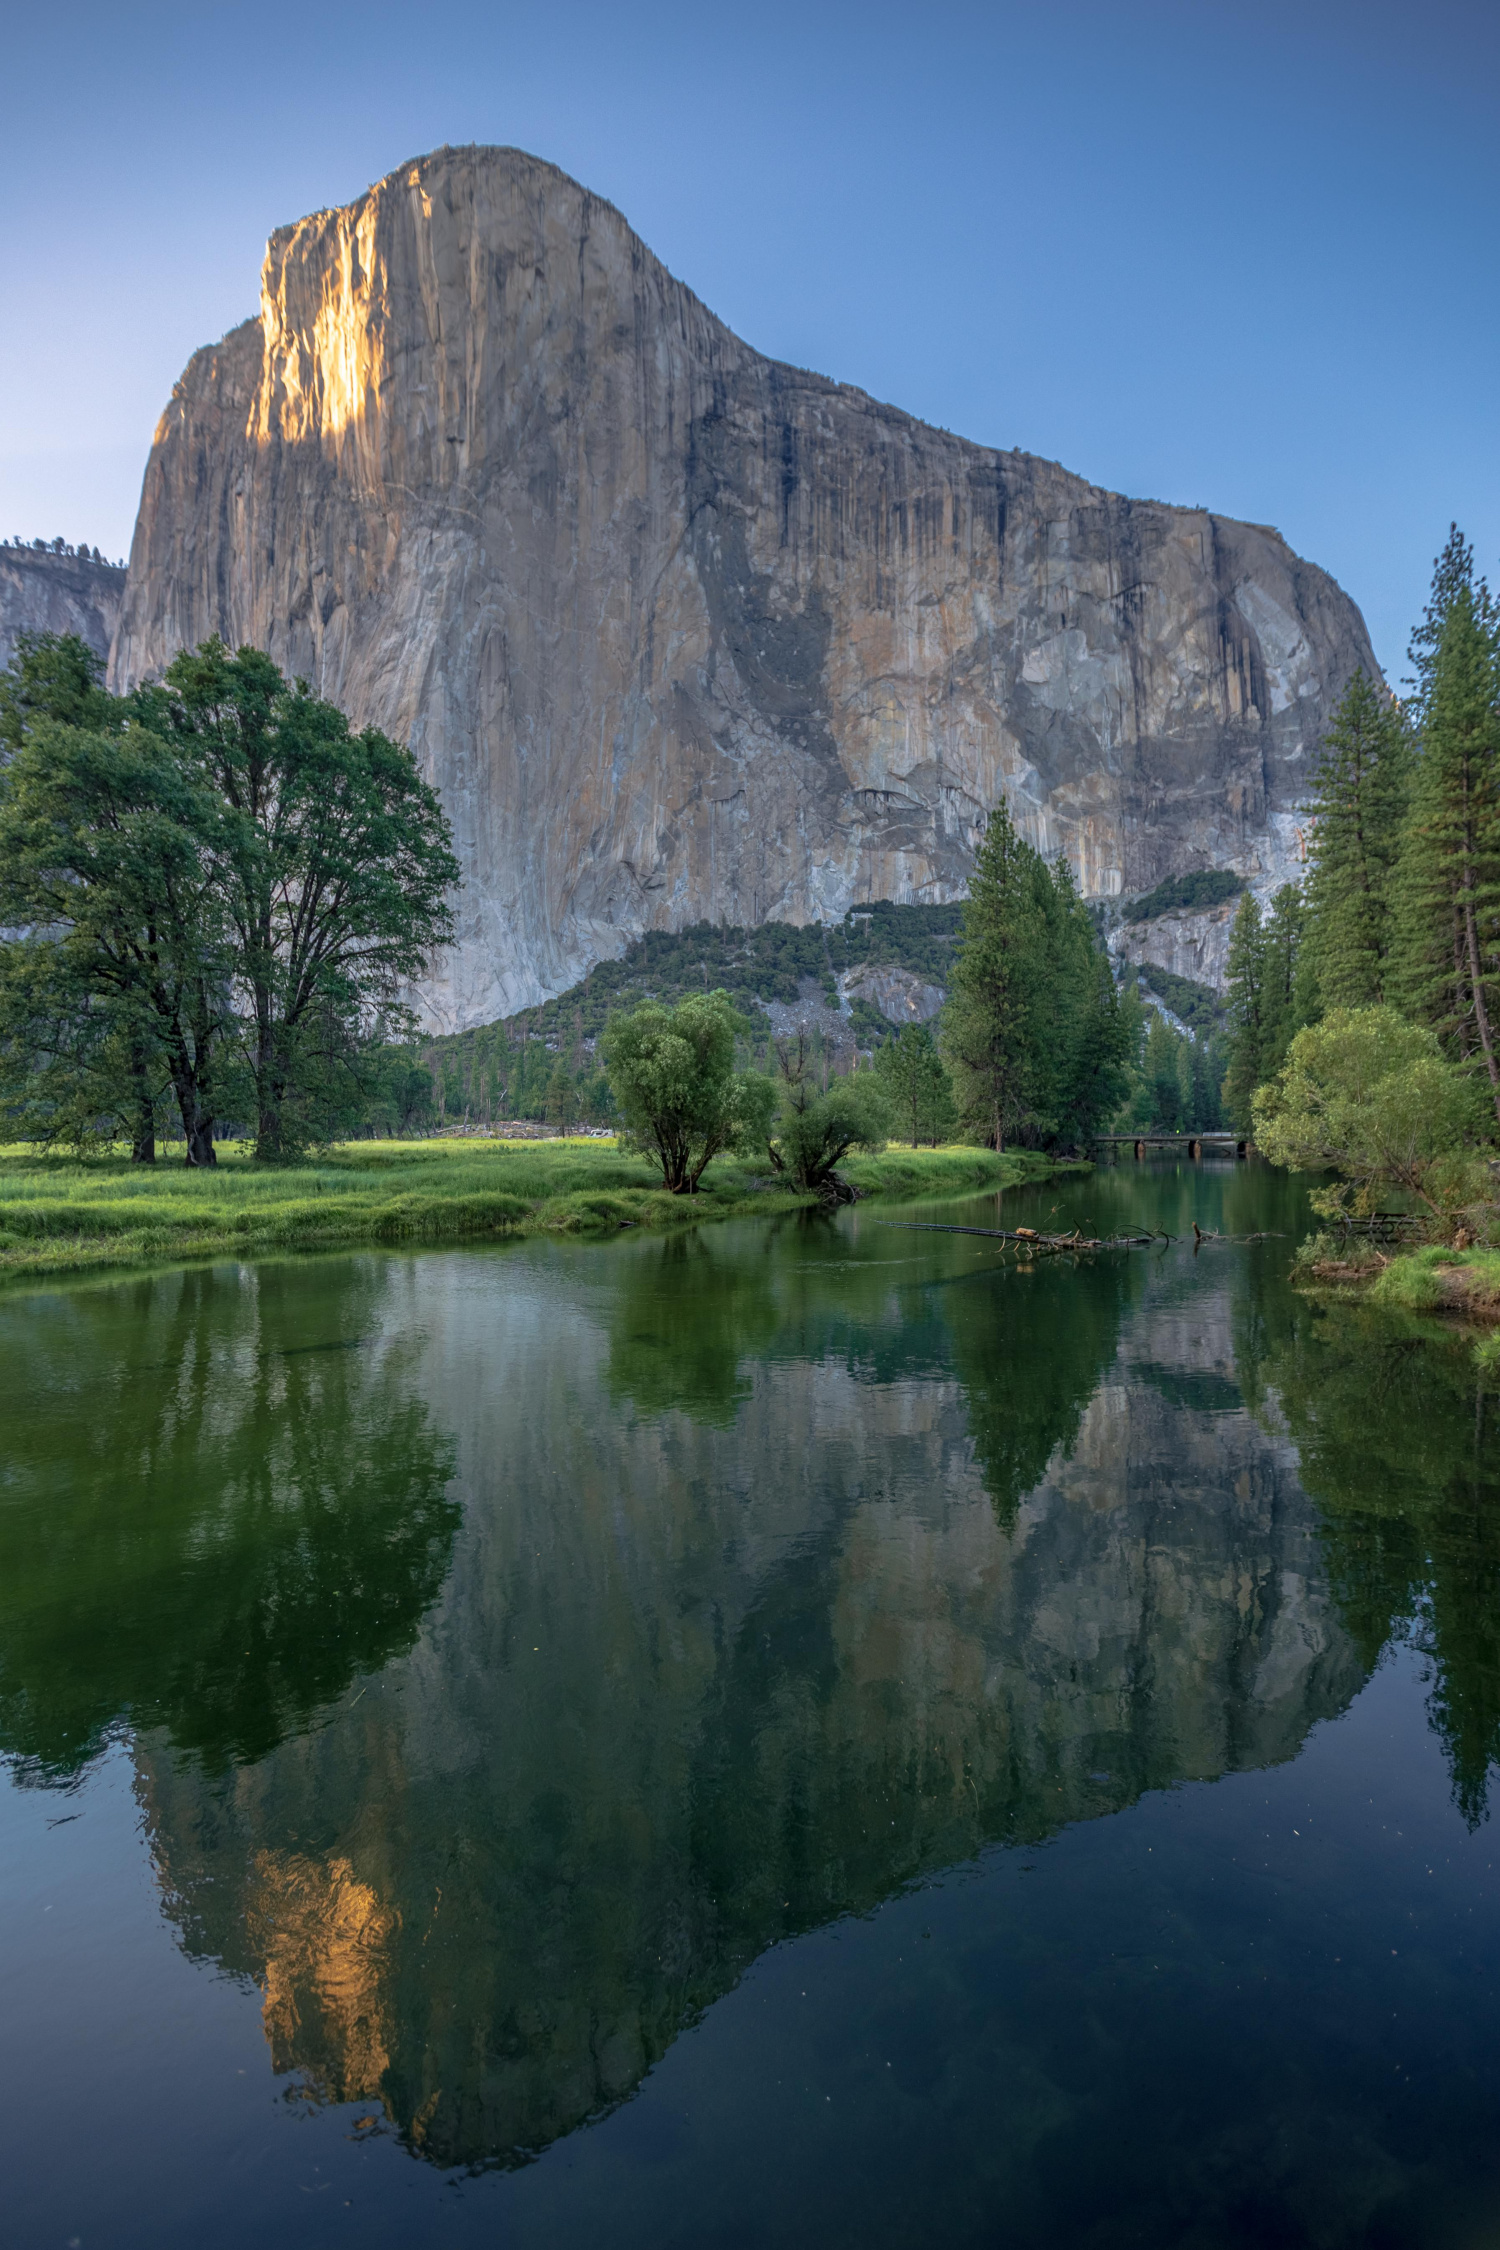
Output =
[
  {"x1": 6, "y1": 1161, "x2": 1499, "y2": 2221},
  {"x1": 0, "y1": 1181, "x2": 1370, "y2": 2174}
]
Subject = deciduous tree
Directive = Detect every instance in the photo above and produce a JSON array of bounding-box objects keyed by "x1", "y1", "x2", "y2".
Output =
[
  {"x1": 602, "y1": 991, "x2": 773, "y2": 1192},
  {"x1": 765, "y1": 1032, "x2": 890, "y2": 1194},
  {"x1": 152, "y1": 639, "x2": 459, "y2": 1159}
]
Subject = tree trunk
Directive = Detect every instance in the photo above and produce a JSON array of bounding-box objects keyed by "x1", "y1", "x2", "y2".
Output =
[
  {"x1": 168, "y1": 1047, "x2": 216, "y2": 1167},
  {"x1": 128, "y1": 1048, "x2": 156, "y2": 1163},
  {"x1": 1460, "y1": 887, "x2": 1500, "y2": 1125}
]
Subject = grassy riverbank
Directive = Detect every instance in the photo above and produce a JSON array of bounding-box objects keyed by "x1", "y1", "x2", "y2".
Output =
[
  {"x1": 1298, "y1": 1237, "x2": 1500, "y2": 1368},
  {"x1": 0, "y1": 1139, "x2": 1073, "y2": 1284}
]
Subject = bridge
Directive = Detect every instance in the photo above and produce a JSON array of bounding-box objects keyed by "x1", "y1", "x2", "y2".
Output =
[{"x1": 1093, "y1": 1133, "x2": 1253, "y2": 1160}]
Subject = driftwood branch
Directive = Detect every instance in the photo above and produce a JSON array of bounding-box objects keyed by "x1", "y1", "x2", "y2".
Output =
[
  {"x1": 878, "y1": 1222, "x2": 1157, "y2": 1252},
  {"x1": 878, "y1": 1221, "x2": 1284, "y2": 1255}
]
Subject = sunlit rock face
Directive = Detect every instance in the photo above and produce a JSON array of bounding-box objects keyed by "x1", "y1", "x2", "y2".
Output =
[
  {"x1": 135, "y1": 1244, "x2": 1363, "y2": 2172},
  {"x1": 111, "y1": 144, "x2": 1379, "y2": 1027},
  {"x1": 1, "y1": 544, "x2": 124, "y2": 672}
]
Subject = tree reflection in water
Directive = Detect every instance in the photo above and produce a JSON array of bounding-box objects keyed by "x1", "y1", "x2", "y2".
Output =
[
  {"x1": 1240, "y1": 1289, "x2": 1500, "y2": 1826},
  {"x1": 0, "y1": 1258, "x2": 459, "y2": 1777},
  {"x1": 104, "y1": 1219, "x2": 1367, "y2": 2172}
]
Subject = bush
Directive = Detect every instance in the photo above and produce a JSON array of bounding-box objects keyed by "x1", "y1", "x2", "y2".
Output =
[
  {"x1": 1253, "y1": 1006, "x2": 1490, "y2": 1232},
  {"x1": 601, "y1": 993, "x2": 776, "y2": 1193}
]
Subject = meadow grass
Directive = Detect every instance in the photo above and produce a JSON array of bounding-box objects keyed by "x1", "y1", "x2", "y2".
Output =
[{"x1": 0, "y1": 1138, "x2": 1068, "y2": 1284}]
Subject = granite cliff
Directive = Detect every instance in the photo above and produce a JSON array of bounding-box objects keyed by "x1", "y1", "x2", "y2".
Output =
[
  {"x1": 111, "y1": 146, "x2": 1380, "y2": 1027},
  {"x1": 1, "y1": 541, "x2": 124, "y2": 674}
]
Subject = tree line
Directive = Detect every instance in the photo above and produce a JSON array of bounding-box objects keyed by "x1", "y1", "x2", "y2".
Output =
[
  {"x1": 33, "y1": 595, "x2": 1433, "y2": 1178},
  {"x1": 1231, "y1": 527, "x2": 1500, "y2": 1236},
  {"x1": 0, "y1": 626, "x2": 1173, "y2": 1173}
]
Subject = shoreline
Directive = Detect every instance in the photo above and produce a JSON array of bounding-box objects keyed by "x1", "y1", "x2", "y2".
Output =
[
  {"x1": 0, "y1": 1140, "x2": 1080, "y2": 1290},
  {"x1": 1297, "y1": 1240, "x2": 1500, "y2": 1368}
]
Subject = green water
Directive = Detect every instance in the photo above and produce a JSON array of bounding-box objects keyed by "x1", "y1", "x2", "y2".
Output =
[{"x1": 2, "y1": 1161, "x2": 1499, "y2": 2247}]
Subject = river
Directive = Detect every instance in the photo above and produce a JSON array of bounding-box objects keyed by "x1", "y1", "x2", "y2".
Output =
[{"x1": 2, "y1": 1160, "x2": 1498, "y2": 2247}]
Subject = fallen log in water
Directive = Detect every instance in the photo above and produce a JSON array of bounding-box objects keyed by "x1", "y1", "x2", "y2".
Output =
[{"x1": 878, "y1": 1222, "x2": 1161, "y2": 1251}]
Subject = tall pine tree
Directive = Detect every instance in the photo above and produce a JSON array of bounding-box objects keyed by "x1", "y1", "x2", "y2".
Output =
[
  {"x1": 1392, "y1": 536, "x2": 1500, "y2": 1123},
  {"x1": 1222, "y1": 892, "x2": 1268, "y2": 1131},
  {"x1": 944, "y1": 808, "x2": 1129, "y2": 1151},
  {"x1": 1301, "y1": 671, "x2": 1410, "y2": 1010},
  {"x1": 943, "y1": 800, "x2": 1052, "y2": 1150}
]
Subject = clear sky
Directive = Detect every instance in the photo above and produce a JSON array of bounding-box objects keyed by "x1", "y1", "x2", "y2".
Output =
[{"x1": 2, "y1": 0, "x2": 1495, "y2": 677}]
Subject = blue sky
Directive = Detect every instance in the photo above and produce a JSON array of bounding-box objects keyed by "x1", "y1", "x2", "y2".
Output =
[{"x1": 2, "y1": 0, "x2": 1495, "y2": 676}]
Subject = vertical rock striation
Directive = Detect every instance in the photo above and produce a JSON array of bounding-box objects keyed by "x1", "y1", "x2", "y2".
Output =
[{"x1": 112, "y1": 146, "x2": 1380, "y2": 1027}]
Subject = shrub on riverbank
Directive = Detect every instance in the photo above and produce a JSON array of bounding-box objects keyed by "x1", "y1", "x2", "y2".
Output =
[{"x1": 0, "y1": 1138, "x2": 1063, "y2": 1284}]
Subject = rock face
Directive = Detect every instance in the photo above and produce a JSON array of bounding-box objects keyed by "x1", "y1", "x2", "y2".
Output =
[
  {"x1": 111, "y1": 146, "x2": 1381, "y2": 1028},
  {"x1": 1113, "y1": 896, "x2": 1244, "y2": 993},
  {"x1": 1, "y1": 543, "x2": 125, "y2": 674}
]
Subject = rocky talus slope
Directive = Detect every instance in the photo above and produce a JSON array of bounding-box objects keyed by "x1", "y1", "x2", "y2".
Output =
[
  {"x1": 1, "y1": 543, "x2": 124, "y2": 673},
  {"x1": 112, "y1": 146, "x2": 1379, "y2": 1027}
]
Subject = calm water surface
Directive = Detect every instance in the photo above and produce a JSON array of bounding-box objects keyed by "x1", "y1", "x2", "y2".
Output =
[{"x1": 3, "y1": 1162, "x2": 1499, "y2": 2248}]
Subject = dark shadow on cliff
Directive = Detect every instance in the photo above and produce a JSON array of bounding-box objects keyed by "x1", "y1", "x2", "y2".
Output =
[{"x1": 0, "y1": 1259, "x2": 459, "y2": 1780}]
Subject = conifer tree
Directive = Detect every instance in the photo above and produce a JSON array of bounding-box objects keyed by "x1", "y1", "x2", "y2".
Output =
[
  {"x1": 1391, "y1": 543, "x2": 1500, "y2": 1123},
  {"x1": 1142, "y1": 1011, "x2": 1186, "y2": 1131},
  {"x1": 1261, "y1": 883, "x2": 1308, "y2": 1062},
  {"x1": 1301, "y1": 672, "x2": 1410, "y2": 1010},
  {"x1": 1047, "y1": 855, "x2": 1133, "y2": 1145},
  {"x1": 1222, "y1": 892, "x2": 1268, "y2": 1131},
  {"x1": 943, "y1": 800, "x2": 1052, "y2": 1149},
  {"x1": 874, "y1": 1021, "x2": 955, "y2": 1146},
  {"x1": 1406, "y1": 524, "x2": 1480, "y2": 724}
]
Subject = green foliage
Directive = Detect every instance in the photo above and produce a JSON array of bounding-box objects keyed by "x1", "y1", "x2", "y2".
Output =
[
  {"x1": 153, "y1": 638, "x2": 459, "y2": 1160},
  {"x1": 1300, "y1": 671, "x2": 1411, "y2": 1011},
  {"x1": 0, "y1": 632, "x2": 459, "y2": 1165},
  {"x1": 873, "y1": 1020, "x2": 956, "y2": 1145},
  {"x1": 601, "y1": 991, "x2": 774, "y2": 1193},
  {"x1": 949, "y1": 1242, "x2": 1142, "y2": 1528},
  {"x1": 1221, "y1": 886, "x2": 1308, "y2": 1132},
  {"x1": 1145, "y1": 1010, "x2": 1191, "y2": 1131},
  {"x1": 1128, "y1": 963, "x2": 1223, "y2": 1038},
  {"x1": 418, "y1": 902, "x2": 964, "y2": 1124},
  {"x1": 764, "y1": 1034, "x2": 891, "y2": 1192},
  {"x1": 1253, "y1": 1006, "x2": 1488, "y2": 1228},
  {"x1": 438, "y1": 903, "x2": 963, "y2": 1057},
  {"x1": 1252, "y1": 1292, "x2": 1500, "y2": 1825},
  {"x1": 0, "y1": 638, "x2": 231, "y2": 1163},
  {"x1": 1405, "y1": 522, "x2": 1480, "y2": 724},
  {"x1": 1123, "y1": 868, "x2": 1244, "y2": 922},
  {"x1": 346, "y1": 1046, "x2": 437, "y2": 1138},
  {"x1": 0, "y1": 1138, "x2": 1041, "y2": 1283},
  {"x1": 1390, "y1": 545, "x2": 1500, "y2": 1122},
  {"x1": 0, "y1": 629, "x2": 115, "y2": 748},
  {"x1": 0, "y1": 1261, "x2": 461, "y2": 1778},
  {"x1": 944, "y1": 804, "x2": 1130, "y2": 1151}
]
